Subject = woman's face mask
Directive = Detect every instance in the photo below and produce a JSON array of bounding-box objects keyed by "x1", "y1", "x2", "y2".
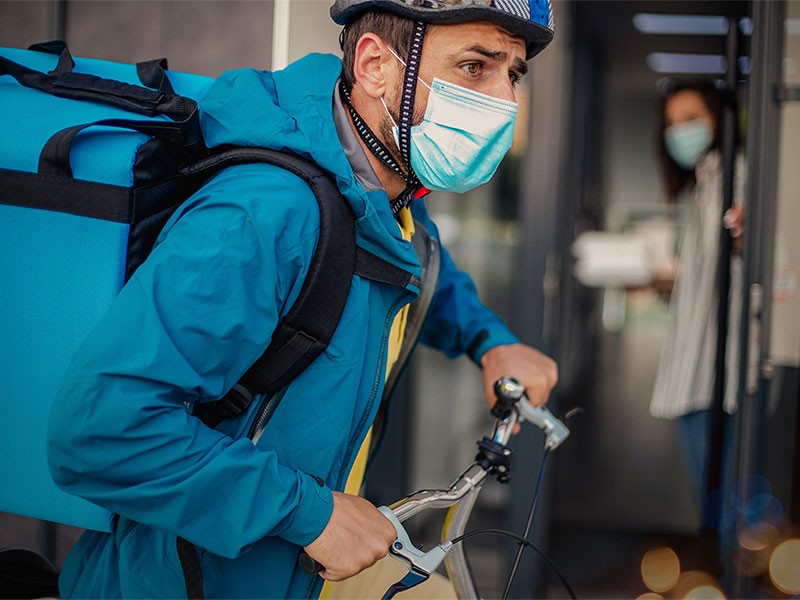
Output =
[
  {"x1": 383, "y1": 48, "x2": 518, "y2": 194},
  {"x1": 664, "y1": 120, "x2": 713, "y2": 170}
]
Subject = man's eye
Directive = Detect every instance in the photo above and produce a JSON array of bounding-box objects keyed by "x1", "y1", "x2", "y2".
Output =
[{"x1": 462, "y1": 62, "x2": 482, "y2": 76}]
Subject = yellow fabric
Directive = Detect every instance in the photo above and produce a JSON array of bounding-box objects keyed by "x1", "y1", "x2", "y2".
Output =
[
  {"x1": 322, "y1": 557, "x2": 457, "y2": 599},
  {"x1": 320, "y1": 209, "x2": 454, "y2": 600},
  {"x1": 341, "y1": 208, "x2": 414, "y2": 498}
]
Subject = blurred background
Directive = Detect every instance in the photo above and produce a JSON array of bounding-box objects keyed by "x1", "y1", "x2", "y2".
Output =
[{"x1": 1, "y1": 1, "x2": 798, "y2": 598}]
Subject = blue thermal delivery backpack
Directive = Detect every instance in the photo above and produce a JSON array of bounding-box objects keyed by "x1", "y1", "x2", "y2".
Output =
[{"x1": 0, "y1": 42, "x2": 359, "y2": 533}]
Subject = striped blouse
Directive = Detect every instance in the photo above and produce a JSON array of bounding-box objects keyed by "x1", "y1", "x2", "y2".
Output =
[{"x1": 650, "y1": 151, "x2": 744, "y2": 419}]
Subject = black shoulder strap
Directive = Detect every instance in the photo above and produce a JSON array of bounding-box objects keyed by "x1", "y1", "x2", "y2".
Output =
[{"x1": 188, "y1": 148, "x2": 357, "y2": 429}]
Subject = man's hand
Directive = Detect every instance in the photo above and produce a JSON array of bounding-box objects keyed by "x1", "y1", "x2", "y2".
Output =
[
  {"x1": 303, "y1": 491, "x2": 396, "y2": 581},
  {"x1": 480, "y1": 343, "x2": 558, "y2": 409}
]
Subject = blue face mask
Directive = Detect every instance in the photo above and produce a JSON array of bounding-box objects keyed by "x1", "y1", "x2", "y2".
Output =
[
  {"x1": 383, "y1": 50, "x2": 518, "y2": 193},
  {"x1": 664, "y1": 120, "x2": 713, "y2": 170}
]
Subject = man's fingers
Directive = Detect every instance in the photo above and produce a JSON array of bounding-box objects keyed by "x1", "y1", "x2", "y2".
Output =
[
  {"x1": 481, "y1": 343, "x2": 559, "y2": 408},
  {"x1": 525, "y1": 360, "x2": 558, "y2": 406},
  {"x1": 303, "y1": 492, "x2": 395, "y2": 581}
]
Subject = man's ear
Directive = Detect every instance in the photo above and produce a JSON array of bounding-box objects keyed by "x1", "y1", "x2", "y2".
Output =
[{"x1": 352, "y1": 33, "x2": 393, "y2": 99}]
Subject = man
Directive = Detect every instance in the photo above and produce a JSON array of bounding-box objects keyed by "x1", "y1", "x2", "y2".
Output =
[{"x1": 47, "y1": 0, "x2": 557, "y2": 597}]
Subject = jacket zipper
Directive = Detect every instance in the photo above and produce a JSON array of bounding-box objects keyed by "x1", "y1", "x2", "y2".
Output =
[
  {"x1": 303, "y1": 296, "x2": 407, "y2": 599},
  {"x1": 247, "y1": 388, "x2": 287, "y2": 444},
  {"x1": 334, "y1": 296, "x2": 404, "y2": 491},
  {"x1": 381, "y1": 223, "x2": 440, "y2": 404}
]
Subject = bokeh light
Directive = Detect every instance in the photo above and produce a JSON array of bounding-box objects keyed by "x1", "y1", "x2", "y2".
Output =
[
  {"x1": 734, "y1": 522, "x2": 781, "y2": 577},
  {"x1": 672, "y1": 571, "x2": 721, "y2": 599},
  {"x1": 730, "y1": 474, "x2": 772, "y2": 512},
  {"x1": 768, "y1": 538, "x2": 800, "y2": 595},
  {"x1": 718, "y1": 474, "x2": 784, "y2": 549},
  {"x1": 635, "y1": 594, "x2": 663, "y2": 600},
  {"x1": 744, "y1": 494, "x2": 783, "y2": 527},
  {"x1": 641, "y1": 547, "x2": 680, "y2": 593},
  {"x1": 684, "y1": 584, "x2": 725, "y2": 598},
  {"x1": 738, "y1": 522, "x2": 780, "y2": 552}
]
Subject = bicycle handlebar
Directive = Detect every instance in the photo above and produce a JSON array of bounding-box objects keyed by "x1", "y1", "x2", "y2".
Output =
[
  {"x1": 298, "y1": 376, "x2": 571, "y2": 598},
  {"x1": 492, "y1": 376, "x2": 569, "y2": 449}
]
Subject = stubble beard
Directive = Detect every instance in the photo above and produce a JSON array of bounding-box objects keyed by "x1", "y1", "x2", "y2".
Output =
[{"x1": 379, "y1": 92, "x2": 425, "y2": 180}]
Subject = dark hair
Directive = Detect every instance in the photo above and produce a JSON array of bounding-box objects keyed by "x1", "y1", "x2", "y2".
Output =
[
  {"x1": 340, "y1": 10, "x2": 416, "y2": 90},
  {"x1": 656, "y1": 79, "x2": 725, "y2": 202}
]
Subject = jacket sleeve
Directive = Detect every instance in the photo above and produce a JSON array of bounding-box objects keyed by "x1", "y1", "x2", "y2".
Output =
[
  {"x1": 46, "y1": 165, "x2": 333, "y2": 559},
  {"x1": 411, "y1": 201, "x2": 519, "y2": 364}
]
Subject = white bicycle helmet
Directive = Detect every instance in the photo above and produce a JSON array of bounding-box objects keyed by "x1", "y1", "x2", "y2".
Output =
[{"x1": 330, "y1": 0, "x2": 554, "y2": 59}]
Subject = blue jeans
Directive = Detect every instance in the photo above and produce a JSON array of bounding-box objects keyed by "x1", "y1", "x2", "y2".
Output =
[{"x1": 678, "y1": 409, "x2": 733, "y2": 530}]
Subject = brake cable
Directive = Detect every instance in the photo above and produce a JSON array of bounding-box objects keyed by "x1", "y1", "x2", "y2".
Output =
[{"x1": 448, "y1": 447, "x2": 578, "y2": 600}]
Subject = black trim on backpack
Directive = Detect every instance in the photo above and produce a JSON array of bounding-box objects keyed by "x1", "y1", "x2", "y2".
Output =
[
  {"x1": 354, "y1": 247, "x2": 420, "y2": 290},
  {"x1": 28, "y1": 40, "x2": 74, "y2": 76},
  {"x1": 0, "y1": 167, "x2": 189, "y2": 224},
  {"x1": 136, "y1": 58, "x2": 175, "y2": 94},
  {"x1": 39, "y1": 116, "x2": 202, "y2": 179},
  {"x1": 0, "y1": 53, "x2": 198, "y2": 123},
  {"x1": 29, "y1": 40, "x2": 174, "y2": 94},
  {"x1": 176, "y1": 537, "x2": 205, "y2": 600}
]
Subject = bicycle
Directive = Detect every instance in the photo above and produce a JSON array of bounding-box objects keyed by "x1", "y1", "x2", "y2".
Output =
[{"x1": 301, "y1": 376, "x2": 578, "y2": 599}]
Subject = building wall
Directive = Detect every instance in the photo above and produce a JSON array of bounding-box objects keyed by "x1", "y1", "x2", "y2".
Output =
[
  {"x1": 0, "y1": 1, "x2": 53, "y2": 47},
  {"x1": 1, "y1": 0, "x2": 342, "y2": 76},
  {"x1": 771, "y1": 0, "x2": 800, "y2": 367}
]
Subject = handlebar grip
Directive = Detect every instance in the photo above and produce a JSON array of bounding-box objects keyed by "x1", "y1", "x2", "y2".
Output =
[
  {"x1": 491, "y1": 376, "x2": 525, "y2": 417},
  {"x1": 298, "y1": 552, "x2": 325, "y2": 575},
  {"x1": 492, "y1": 376, "x2": 570, "y2": 451}
]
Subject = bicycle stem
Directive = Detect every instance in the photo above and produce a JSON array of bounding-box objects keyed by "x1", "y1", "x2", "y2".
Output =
[{"x1": 390, "y1": 405, "x2": 520, "y2": 522}]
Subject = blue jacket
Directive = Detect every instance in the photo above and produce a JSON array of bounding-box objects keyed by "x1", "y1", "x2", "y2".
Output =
[{"x1": 48, "y1": 54, "x2": 518, "y2": 599}]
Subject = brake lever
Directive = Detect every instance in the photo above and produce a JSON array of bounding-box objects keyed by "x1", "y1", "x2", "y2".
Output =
[
  {"x1": 517, "y1": 399, "x2": 570, "y2": 450},
  {"x1": 379, "y1": 506, "x2": 452, "y2": 599}
]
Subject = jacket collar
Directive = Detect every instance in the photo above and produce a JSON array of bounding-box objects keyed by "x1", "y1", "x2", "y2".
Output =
[{"x1": 200, "y1": 54, "x2": 420, "y2": 281}]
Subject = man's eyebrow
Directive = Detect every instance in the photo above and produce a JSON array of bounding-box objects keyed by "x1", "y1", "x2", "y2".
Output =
[
  {"x1": 460, "y1": 45, "x2": 528, "y2": 75},
  {"x1": 464, "y1": 44, "x2": 507, "y2": 62}
]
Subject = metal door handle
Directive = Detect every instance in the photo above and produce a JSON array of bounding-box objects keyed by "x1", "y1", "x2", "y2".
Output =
[{"x1": 774, "y1": 85, "x2": 800, "y2": 103}]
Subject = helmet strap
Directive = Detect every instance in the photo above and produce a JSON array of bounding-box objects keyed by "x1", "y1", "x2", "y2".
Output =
[
  {"x1": 340, "y1": 79, "x2": 406, "y2": 181},
  {"x1": 389, "y1": 20, "x2": 427, "y2": 215},
  {"x1": 396, "y1": 21, "x2": 425, "y2": 171},
  {"x1": 339, "y1": 21, "x2": 429, "y2": 217}
]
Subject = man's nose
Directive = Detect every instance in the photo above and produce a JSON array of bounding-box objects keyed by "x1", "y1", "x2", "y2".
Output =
[{"x1": 488, "y1": 76, "x2": 517, "y2": 103}]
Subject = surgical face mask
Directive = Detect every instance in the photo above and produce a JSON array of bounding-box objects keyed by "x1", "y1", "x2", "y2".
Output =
[
  {"x1": 664, "y1": 120, "x2": 713, "y2": 170},
  {"x1": 382, "y1": 50, "x2": 518, "y2": 193}
]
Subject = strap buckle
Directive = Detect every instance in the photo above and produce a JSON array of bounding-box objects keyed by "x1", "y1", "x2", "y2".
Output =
[{"x1": 216, "y1": 384, "x2": 254, "y2": 419}]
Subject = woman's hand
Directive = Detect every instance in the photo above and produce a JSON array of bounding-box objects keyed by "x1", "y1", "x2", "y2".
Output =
[{"x1": 723, "y1": 205, "x2": 745, "y2": 253}]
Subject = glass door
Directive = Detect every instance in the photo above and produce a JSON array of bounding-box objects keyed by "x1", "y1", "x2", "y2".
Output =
[{"x1": 726, "y1": 1, "x2": 800, "y2": 596}]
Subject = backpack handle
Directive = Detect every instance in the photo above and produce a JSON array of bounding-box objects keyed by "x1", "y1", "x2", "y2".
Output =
[
  {"x1": 28, "y1": 40, "x2": 74, "y2": 75},
  {"x1": 0, "y1": 41, "x2": 204, "y2": 177},
  {"x1": 29, "y1": 39, "x2": 176, "y2": 95},
  {"x1": 39, "y1": 116, "x2": 203, "y2": 178},
  {"x1": 0, "y1": 43, "x2": 192, "y2": 122}
]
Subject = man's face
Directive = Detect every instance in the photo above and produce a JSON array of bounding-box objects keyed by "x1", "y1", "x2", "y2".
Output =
[{"x1": 384, "y1": 20, "x2": 527, "y2": 125}]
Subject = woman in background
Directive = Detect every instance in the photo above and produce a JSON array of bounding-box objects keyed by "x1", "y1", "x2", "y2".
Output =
[{"x1": 649, "y1": 80, "x2": 743, "y2": 522}]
